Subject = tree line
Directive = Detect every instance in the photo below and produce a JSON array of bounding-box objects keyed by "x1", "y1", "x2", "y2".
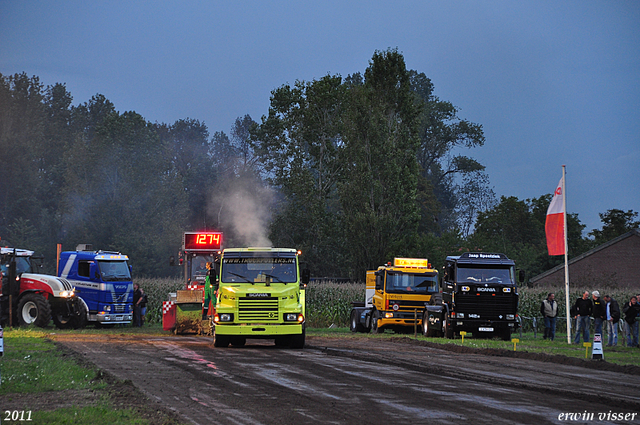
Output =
[{"x1": 1, "y1": 49, "x2": 637, "y2": 280}]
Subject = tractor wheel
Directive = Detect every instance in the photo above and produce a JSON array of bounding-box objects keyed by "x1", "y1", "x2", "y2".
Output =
[
  {"x1": 17, "y1": 293, "x2": 52, "y2": 328},
  {"x1": 52, "y1": 299, "x2": 88, "y2": 329}
]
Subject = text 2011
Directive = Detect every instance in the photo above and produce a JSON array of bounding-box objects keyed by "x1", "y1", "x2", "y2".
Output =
[{"x1": 4, "y1": 410, "x2": 32, "y2": 421}]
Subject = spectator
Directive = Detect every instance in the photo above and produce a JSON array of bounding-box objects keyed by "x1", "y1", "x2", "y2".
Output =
[
  {"x1": 133, "y1": 283, "x2": 142, "y2": 327},
  {"x1": 540, "y1": 292, "x2": 557, "y2": 341},
  {"x1": 622, "y1": 296, "x2": 640, "y2": 348},
  {"x1": 592, "y1": 291, "x2": 606, "y2": 336},
  {"x1": 572, "y1": 291, "x2": 593, "y2": 344},
  {"x1": 139, "y1": 287, "x2": 148, "y2": 326},
  {"x1": 603, "y1": 294, "x2": 620, "y2": 347}
]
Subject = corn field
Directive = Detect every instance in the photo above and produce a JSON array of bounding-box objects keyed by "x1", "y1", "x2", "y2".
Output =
[{"x1": 134, "y1": 277, "x2": 639, "y2": 330}]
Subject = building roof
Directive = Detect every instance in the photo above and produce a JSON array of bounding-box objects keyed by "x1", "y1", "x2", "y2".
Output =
[{"x1": 530, "y1": 229, "x2": 640, "y2": 284}]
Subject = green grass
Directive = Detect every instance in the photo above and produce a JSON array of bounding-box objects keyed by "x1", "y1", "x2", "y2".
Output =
[
  {"x1": 307, "y1": 327, "x2": 640, "y2": 367},
  {"x1": 0, "y1": 327, "x2": 176, "y2": 424}
]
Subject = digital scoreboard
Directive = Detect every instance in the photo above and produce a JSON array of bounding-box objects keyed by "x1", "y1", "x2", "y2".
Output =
[{"x1": 183, "y1": 232, "x2": 223, "y2": 251}]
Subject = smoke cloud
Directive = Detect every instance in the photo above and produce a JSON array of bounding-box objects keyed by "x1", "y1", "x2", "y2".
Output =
[{"x1": 208, "y1": 175, "x2": 274, "y2": 248}]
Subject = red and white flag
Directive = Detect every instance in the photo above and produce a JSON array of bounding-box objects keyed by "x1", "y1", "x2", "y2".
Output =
[{"x1": 545, "y1": 176, "x2": 565, "y2": 255}]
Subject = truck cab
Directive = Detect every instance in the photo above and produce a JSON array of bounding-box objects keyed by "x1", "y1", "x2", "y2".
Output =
[
  {"x1": 213, "y1": 247, "x2": 309, "y2": 348},
  {"x1": 58, "y1": 245, "x2": 133, "y2": 325},
  {"x1": 350, "y1": 258, "x2": 439, "y2": 334},
  {"x1": 423, "y1": 252, "x2": 521, "y2": 340}
]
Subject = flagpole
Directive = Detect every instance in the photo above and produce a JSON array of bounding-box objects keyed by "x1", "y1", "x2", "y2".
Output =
[{"x1": 562, "y1": 165, "x2": 571, "y2": 344}]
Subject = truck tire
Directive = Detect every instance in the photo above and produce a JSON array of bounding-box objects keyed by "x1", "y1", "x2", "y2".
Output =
[
  {"x1": 214, "y1": 334, "x2": 230, "y2": 348},
  {"x1": 422, "y1": 312, "x2": 437, "y2": 337},
  {"x1": 500, "y1": 329, "x2": 512, "y2": 341},
  {"x1": 17, "y1": 293, "x2": 52, "y2": 328},
  {"x1": 350, "y1": 310, "x2": 365, "y2": 333},
  {"x1": 289, "y1": 329, "x2": 305, "y2": 349},
  {"x1": 230, "y1": 337, "x2": 246, "y2": 347},
  {"x1": 371, "y1": 310, "x2": 383, "y2": 334},
  {"x1": 443, "y1": 318, "x2": 454, "y2": 339}
]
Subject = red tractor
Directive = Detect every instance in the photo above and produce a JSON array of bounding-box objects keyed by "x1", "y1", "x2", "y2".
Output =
[{"x1": 1, "y1": 247, "x2": 87, "y2": 329}]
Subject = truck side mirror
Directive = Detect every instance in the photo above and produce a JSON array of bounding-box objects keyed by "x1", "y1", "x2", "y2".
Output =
[
  {"x1": 518, "y1": 269, "x2": 525, "y2": 284},
  {"x1": 301, "y1": 268, "x2": 310, "y2": 284},
  {"x1": 375, "y1": 275, "x2": 382, "y2": 290}
]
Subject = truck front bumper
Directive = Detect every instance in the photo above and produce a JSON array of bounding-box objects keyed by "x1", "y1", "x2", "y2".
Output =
[
  {"x1": 215, "y1": 323, "x2": 303, "y2": 336},
  {"x1": 93, "y1": 313, "x2": 133, "y2": 324}
]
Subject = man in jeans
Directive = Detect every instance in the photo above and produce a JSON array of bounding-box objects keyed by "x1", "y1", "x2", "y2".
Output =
[
  {"x1": 592, "y1": 291, "x2": 606, "y2": 336},
  {"x1": 540, "y1": 292, "x2": 558, "y2": 341},
  {"x1": 623, "y1": 296, "x2": 640, "y2": 347},
  {"x1": 573, "y1": 291, "x2": 593, "y2": 344},
  {"x1": 603, "y1": 294, "x2": 620, "y2": 346}
]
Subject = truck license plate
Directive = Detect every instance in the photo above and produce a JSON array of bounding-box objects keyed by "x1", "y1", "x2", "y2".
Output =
[
  {"x1": 478, "y1": 327, "x2": 494, "y2": 332},
  {"x1": 115, "y1": 316, "x2": 123, "y2": 321}
]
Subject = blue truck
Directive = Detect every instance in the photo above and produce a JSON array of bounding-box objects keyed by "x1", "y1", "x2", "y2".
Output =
[{"x1": 57, "y1": 245, "x2": 133, "y2": 326}]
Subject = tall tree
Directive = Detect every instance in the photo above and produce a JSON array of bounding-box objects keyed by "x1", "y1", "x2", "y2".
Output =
[
  {"x1": 338, "y1": 49, "x2": 422, "y2": 275},
  {"x1": 589, "y1": 209, "x2": 639, "y2": 245}
]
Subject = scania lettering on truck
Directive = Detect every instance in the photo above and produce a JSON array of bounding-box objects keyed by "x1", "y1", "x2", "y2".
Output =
[
  {"x1": 58, "y1": 245, "x2": 133, "y2": 325},
  {"x1": 213, "y1": 248, "x2": 310, "y2": 348},
  {"x1": 422, "y1": 252, "x2": 522, "y2": 340},
  {"x1": 350, "y1": 258, "x2": 439, "y2": 334}
]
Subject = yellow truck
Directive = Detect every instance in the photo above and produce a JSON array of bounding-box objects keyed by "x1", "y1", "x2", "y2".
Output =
[
  {"x1": 213, "y1": 247, "x2": 310, "y2": 348},
  {"x1": 350, "y1": 258, "x2": 439, "y2": 333}
]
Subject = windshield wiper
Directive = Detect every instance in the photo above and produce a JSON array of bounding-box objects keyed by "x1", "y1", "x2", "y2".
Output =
[
  {"x1": 263, "y1": 273, "x2": 286, "y2": 284},
  {"x1": 227, "y1": 272, "x2": 253, "y2": 284}
]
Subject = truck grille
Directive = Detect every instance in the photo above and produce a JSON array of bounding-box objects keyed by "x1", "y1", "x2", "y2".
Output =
[
  {"x1": 454, "y1": 294, "x2": 515, "y2": 319},
  {"x1": 114, "y1": 304, "x2": 126, "y2": 312},
  {"x1": 238, "y1": 297, "x2": 279, "y2": 322}
]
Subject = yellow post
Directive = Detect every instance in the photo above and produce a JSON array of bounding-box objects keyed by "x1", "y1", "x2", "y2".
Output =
[
  {"x1": 512, "y1": 338, "x2": 520, "y2": 351},
  {"x1": 460, "y1": 331, "x2": 467, "y2": 344},
  {"x1": 583, "y1": 342, "x2": 592, "y2": 358}
]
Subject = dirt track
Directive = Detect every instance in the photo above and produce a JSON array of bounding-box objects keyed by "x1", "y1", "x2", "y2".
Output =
[{"x1": 54, "y1": 333, "x2": 640, "y2": 425}]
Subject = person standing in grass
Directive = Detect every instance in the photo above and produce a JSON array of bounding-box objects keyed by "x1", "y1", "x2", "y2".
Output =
[
  {"x1": 623, "y1": 296, "x2": 640, "y2": 347},
  {"x1": 540, "y1": 292, "x2": 557, "y2": 341},
  {"x1": 592, "y1": 291, "x2": 606, "y2": 336},
  {"x1": 603, "y1": 294, "x2": 620, "y2": 347},
  {"x1": 572, "y1": 291, "x2": 593, "y2": 344}
]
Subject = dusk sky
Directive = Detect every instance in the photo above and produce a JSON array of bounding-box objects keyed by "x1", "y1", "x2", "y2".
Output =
[{"x1": 1, "y1": 1, "x2": 638, "y2": 234}]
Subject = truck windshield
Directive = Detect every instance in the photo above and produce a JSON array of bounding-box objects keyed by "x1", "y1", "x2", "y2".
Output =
[
  {"x1": 222, "y1": 258, "x2": 297, "y2": 284},
  {"x1": 457, "y1": 266, "x2": 514, "y2": 285},
  {"x1": 386, "y1": 272, "x2": 438, "y2": 294},
  {"x1": 98, "y1": 261, "x2": 131, "y2": 281}
]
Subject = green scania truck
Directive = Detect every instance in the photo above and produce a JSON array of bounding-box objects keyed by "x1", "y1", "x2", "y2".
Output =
[{"x1": 213, "y1": 247, "x2": 310, "y2": 348}]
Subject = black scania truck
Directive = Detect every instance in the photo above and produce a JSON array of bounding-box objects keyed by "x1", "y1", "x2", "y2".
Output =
[{"x1": 422, "y1": 252, "x2": 523, "y2": 341}]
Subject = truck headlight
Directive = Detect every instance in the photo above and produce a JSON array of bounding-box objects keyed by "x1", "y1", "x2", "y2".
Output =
[
  {"x1": 457, "y1": 313, "x2": 465, "y2": 318},
  {"x1": 215, "y1": 313, "x2": 233, "y2": 323},
  {"x1": 506, "y1": 314, "x2": 515, "y2": 320},
  {"x1": 284, "y1": 313, "x2": 304, "y2": 322},
  {"x1": 104, "y1": 305, "x2": 111, "y2": 312}
]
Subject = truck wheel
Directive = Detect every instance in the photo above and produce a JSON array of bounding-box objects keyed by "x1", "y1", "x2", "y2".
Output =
[
  {"x1": 422, "y1": 312, "x2": 436, "y2": 337},
  {"x1": 289, "y1": 329, "x2": 305, "y2": 349},
  {"x1": 443, "y1": 318, "x2": 454, "y2": 339},
  {"x1": 214, "y1": 334, "x2": 230, "y2": 348},
  {"x1": 371, "y1": 310, "x2": 383, "y2": 334},
  {"x1": 17, "y1": 293, "x2": 52, "y2": 328},
  {"x1": 230, "y1": 337, "x2": 246, "y2": 347},
  {"x1": 350, "y1": 310, "x2": 365, "y2": 333},
  {"x1": 500, "y1": 329, "x2": 512, "y2": 341}
]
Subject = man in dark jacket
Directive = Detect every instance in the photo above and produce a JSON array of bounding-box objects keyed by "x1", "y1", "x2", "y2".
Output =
[
  {"x1": 623, "y1": 296, "x2": 640, "y2": 347},
  {"x1": 603, "y1": 294, "x2": 620, "y2": 346},
  {"x1": 592, "y1": 291, "x2": 606, "y2": 336},
  {"x1": 573, "y1": 291, "x2": 593, "y2": 344},
  {"x1": 540, "y1": 292, "x2": 558, "y2": 341}
]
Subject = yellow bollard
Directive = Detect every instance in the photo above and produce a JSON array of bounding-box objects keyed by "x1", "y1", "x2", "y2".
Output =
[
  {"x1": 460, "y1": 331, "x2": 467, "y2": 344},
  {"x1": 583, "y1": 342, "x2": 592, "y2": 358},
  {"x1": 512, "y1": 338, "x2": 519, "y2": 351}
]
